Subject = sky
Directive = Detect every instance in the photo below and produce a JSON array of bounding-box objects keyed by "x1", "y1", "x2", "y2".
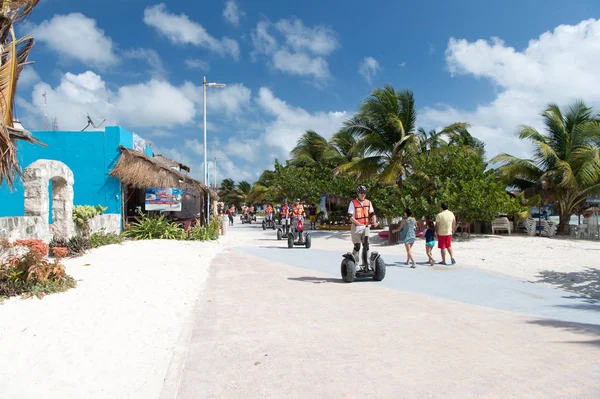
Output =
[{"x1": 14, "y1": 0, "x2": 600, "y2": 184}]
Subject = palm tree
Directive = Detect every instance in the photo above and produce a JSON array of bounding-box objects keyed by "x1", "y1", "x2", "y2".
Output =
[
  {"x1": 336, "y1": 85, "x2": 419, "y2": 189},
  {"x1": 0, "y1": 0, "x2": 39, "y2": 187},
  {"x1": 237, "y1": 180, "x2": 251, "y2": 203},
  {"x1": 218, "y1": 178, "x2": 242, "y2": 206},
  {"x1": 330, "y1": 128, "x2": 362, "y2": 163},
  {"x1": 289, "y1": 130, "x2": 341, "y2": 167},
  {"x1": 417, "y1": 127, "x2": 447, "y2": 153},
  {"x1": 491, "y1": 101, "x2": 600, "y2": 234}
]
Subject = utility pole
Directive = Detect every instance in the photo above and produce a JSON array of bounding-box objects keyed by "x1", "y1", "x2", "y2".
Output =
[{"x1": 42, "y1": 91, "x2": 48, "y2": 130}]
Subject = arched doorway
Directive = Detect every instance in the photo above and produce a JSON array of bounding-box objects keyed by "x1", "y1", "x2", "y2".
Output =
[{"x1": 23, "y1": 160, "x2": 75, "y2": 240}]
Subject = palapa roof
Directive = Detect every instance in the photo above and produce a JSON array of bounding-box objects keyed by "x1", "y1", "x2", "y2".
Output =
[
  {"x1": 322, "y1": 193, "x2": 350, "y2": 207},
  {"x1": 8, "y1": 126, "x2": 44, "y2": 146},
  {"x1": 154, "y1": 154, "x2": 191, "y2": 173},
  {"x1": 109, "y1": 146, "x2": 218, "y2": 199}
]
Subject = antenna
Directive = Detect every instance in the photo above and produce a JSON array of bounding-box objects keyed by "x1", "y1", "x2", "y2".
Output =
[
  {"x1": 52, "y1": 117, "x2": 58, "y2": 131},
  {"x1": 42, "y1": 90, "x2": 48, "y2": 130},
  {"x1": 80, "y1": 113, "x2": 106, "y2": 131}
]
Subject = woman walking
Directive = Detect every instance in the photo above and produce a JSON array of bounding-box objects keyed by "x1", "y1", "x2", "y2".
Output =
[{"x1": 393, "y1": 208, "x2": 417, "y2": 268}]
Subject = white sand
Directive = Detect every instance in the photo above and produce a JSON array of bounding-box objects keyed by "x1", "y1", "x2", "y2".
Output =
[{"x1": 0, "y1": 239, "x2": 223, "y2": 399}]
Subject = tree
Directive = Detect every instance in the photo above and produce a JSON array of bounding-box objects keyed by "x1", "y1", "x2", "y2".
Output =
[
  {"x1": 401, "y1": 146, "x2": 525, "y2": 223},
  {"x1": 492, "y1": 101, "x2": 600, "y2": 234},
  {"x1": 289, "y1": 130, "x2": 341, "y2": 167},
  {"x1": 0, "y1": 1, "x2": 39, "y2": 187},
  {"x1": 336, "y1": 86, "x2": 419, "y2": 189},
  {"x1": 237, "y1": 181, "x2": 251, "y2": 203},
  {"x1": 218, "y1": 178, "x2": 243, "y2": 206}
]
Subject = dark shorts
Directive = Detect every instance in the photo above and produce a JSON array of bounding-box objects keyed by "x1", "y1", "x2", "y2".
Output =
[{"x1": 438, "y1": 235, "x2": 452, "y2": 249}]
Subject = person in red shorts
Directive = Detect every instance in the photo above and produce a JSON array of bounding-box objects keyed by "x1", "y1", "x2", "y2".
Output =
[{"x1": 435, "y1": 202, "x2": 456, "y2": 265}]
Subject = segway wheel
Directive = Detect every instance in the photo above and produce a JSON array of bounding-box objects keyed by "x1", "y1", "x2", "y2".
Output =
[
  {"x1": 272, "y1": 222, "x2": 276, "y2": 230},
  {"x1": 373, "y1": 256, "x2": 386, "y2": 281},
  {"x1": 287, "y1": 234, "x2": 294, "y2": 248},
  {"x1": 341, "y1": 258, "x2": 355, "y2": 283},
  {"x1": 305, "y1": 234, "x2": 311, "y2": 249},
  {"x1": 262, "y1": 221, "x2": 266, "y2": 230},
  {"x1": 277, "y1": 229, "x2": 282, "y2": 240}
]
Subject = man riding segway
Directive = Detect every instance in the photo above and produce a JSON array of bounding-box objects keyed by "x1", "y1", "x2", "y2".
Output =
[
  {"x1": 340, "y1": 185, "x2": 386, "y2": 282},
  {"x1": 280, "y1": 199, "x2": 292, "y2": 235}
]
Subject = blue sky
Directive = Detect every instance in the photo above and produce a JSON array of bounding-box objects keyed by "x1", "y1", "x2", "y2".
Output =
[{"x1": 14, "y1": 0, "x2": 600, "y2": 183}]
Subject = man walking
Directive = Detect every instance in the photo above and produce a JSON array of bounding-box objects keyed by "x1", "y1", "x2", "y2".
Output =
[{"x1": 435, "y1": 202, "x2": 456, "y2": 265}]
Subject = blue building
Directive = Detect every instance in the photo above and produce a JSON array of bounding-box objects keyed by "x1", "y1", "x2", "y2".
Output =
[{"x1": 0, "y1": 126, "x2": 213, "y2": 230}]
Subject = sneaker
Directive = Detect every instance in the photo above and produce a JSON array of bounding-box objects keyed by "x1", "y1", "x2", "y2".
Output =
[{"x1": 451, "y1": 258, "x2": 456, "y2": 265}]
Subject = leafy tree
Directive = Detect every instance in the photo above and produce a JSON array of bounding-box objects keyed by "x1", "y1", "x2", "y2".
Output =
[
  {"x1": 336, "y1": 86, "x2": 419, "y2": 188},
  {"x1": 290, "y1": 130, "x2": 342, "y2": 167},
  {"x1": 401, "y1": 146, "x2": 525, "y2": 223},
  {"x1": 492, "y1": 101, "x2": 600, "y2": 234}
]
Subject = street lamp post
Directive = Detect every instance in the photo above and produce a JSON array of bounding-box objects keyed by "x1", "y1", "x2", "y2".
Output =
[
  {"x1": 203, "y1": 76, "x2": 226, "y2": 224},
  {"x1": 213, "y1": 156, "x2": 220, "y2": 189}
]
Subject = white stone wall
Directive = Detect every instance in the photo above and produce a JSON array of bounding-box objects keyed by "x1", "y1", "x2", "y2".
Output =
[
  {"x1": 0, "y1": 216, "x2": 49, "y2": 243},
  {"x1": 86, "y1": 214, "x2": 122, "y2": 235}
]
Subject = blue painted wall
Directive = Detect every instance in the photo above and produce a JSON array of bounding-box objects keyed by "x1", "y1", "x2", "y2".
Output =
[{"x1": 0, "y1": 126, "x2": 153, "y2": 221}]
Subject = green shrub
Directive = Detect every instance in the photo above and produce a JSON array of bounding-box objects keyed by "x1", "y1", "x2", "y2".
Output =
[
  {"x1": 187, "y1": 217, "x2": 221, "y2": 241},
  {"x1": 73, "y1": 205, "x2": 108, "y2": 237},
  {"x1": 90, "y1": 229, "x2": 124, "y2": 248},
  {"x1": 123, "y1": 213, "x2": 186, "y2": 240}
]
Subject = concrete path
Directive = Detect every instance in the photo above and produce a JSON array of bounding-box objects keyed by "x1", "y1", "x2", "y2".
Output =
[
  {"x1": 242, "y1": 246, "x2": 600, "y2": 326},
  {"x1": 159, "y1": 221, "x2": 600, "y2": 398},
  {"x1": 168, "y1": 251, "x2": 600, "y2": 398}
]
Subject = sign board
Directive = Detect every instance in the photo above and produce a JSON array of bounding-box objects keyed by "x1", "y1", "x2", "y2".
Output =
[
  {"x1": 133, "y1": 133, "x2": 146, "y2": 153},
  {"x1": 145, "y1": 188, "x2": 182, "y2": 211}
]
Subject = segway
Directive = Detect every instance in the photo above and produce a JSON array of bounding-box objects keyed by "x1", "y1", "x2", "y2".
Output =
[
  {"x1": 340, "y1": 225, "x2": 385, "y2": 282},
  {"x1": 286, "y1": 217, "x2": 311, "y2": 249},
  {"x1": 262, "y1": 216, "x2": 276, "y2": 230},
  {"x1": 277, "y1": 217, "x2": 291, "y2": 240}
]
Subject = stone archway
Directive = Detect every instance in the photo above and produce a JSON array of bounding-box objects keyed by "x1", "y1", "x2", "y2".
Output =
[{"x1": 23, "y1": 160, "x2": 75, "y2": 240}]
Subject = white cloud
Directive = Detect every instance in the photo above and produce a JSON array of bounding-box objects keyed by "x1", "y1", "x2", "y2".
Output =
[
  {"x1": 256, "y1": 87, "x2": 349, "y2": 160},
  {"x1": 114, "y1": 80, "x2": 196, "y2": 128},
  {"x1": 20, "y1": 71, "x2": 197, "y2": 130},
  {"x1": 123, "y1": 48, "x2": 167, "y2": 78},
  {"x1": 421, "y1": 18, "x2": 600, "y2": 161},
  {"x1": 251, "y1": 18, "x2": 338, "y2": 82},
  {"x1": 180, "y1": 82, "x2": 252, "y2": 116},
  {"x1": 272, "y1": 50, "x2": 330, "y2": 80},
  {"x1": 17, "y1": 67, "x2": 40, "y2": 88},
  {"x1": 184, "y1": 58, "x2": 210, "y2": 71},
  {"x1": 144, "y1": 3, "x2": 240, "y2": 60},
  {"x1": 358, "y1": 56, "x2": 380, "y2": 85},
  {"x1": 31, "y1": 13, "x2": 118, "y2": 68},
  {"x1": 274, "y1": 18, "x2": 338, "y2": 56},
  {"x1": 223, "y1": 0, "x2": 244, "y2": 27}
]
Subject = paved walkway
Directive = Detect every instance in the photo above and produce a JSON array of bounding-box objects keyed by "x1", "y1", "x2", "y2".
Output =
[
  {"x1": 242, "y1": 246, "x2": 600, "y2": 325},
  {"x1": 168, "y1": 242, "x2": 600, "y2": 398}
]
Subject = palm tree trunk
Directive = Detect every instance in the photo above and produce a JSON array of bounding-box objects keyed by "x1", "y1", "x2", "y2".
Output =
[
  {"x1": 396, "y1": 176, "x2": 403, "y2": 191},
  {"x1": 558, "y1": 212, "x2": 571, "y2": 235}
]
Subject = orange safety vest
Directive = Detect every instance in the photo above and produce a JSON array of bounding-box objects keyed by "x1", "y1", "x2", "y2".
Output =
[
  {"x1": 266, "y1": 206, "x2": 273, "y2": 215},
  {"x1": 281, "y1": 206, "x2": 290, "y2": 217},
  {"x1": 352, "y1": 199, "x2": 371, "y2": 226},
  {"x1": 292, "y1": 204, "x2": 303, "y2": 218}
]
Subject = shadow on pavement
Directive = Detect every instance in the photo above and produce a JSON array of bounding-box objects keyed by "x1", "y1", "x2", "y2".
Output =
[
  {"x1": 526, "y1": 319, "x2": 600, "y2": 346},
  {"x1": 535, "y1": 267, "x2": 600, "y2": 300},
  {"x1": 287, "y1": 276, "x2": 344, "y2": 284}
]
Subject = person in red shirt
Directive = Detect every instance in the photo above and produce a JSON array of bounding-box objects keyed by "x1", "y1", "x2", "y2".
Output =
[{"x1": 265, "y1": 203, "x2": 274, "y2": 225}]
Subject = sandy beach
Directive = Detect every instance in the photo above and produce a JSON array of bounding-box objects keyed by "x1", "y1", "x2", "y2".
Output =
[{"x1": 0, "y1": 239, "x2": 223, "y2": 399}]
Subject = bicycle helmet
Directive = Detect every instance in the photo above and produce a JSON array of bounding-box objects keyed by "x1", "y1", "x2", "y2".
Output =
[{"x1": 356, "y1": 185, "x2": 367, "y2": 194}]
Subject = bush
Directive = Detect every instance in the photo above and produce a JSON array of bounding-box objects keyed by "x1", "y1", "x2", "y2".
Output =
[
  {"x1": 0, "y1": 239, "x2": 77, "y2": 300},
  {"x1": 187, "y1": 217, "x2": 221, "y2": 241},
  {"x1": 123, "y1": 213, "x2": 186, "y2": 240},
  {"x1": 67, "y1": 236, "x2": 91, "y2": 256},
  {"x1": 90, "y1": 229, "x2": 124, "y2": 248}
]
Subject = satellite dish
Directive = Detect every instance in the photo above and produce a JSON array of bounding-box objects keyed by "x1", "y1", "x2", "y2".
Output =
[{"x1": 81, "y1": 113, "x2": 106, "y2": 131}]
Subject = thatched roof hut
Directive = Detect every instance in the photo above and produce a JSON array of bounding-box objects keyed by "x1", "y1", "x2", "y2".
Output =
[
  {"x1": 153, "y1": 154, "x2": 191, "y2": 173},
  {"x1": 322, "y1": 193, "x2": 349, "y2": 207},
  {"x1": 109, "y1": 145, "x2": 218, "y2": 199}
]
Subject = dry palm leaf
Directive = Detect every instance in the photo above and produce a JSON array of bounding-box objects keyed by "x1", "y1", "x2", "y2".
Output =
[{"x1": 2, "y1": 0, "x2": 40, "y2": 23}]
